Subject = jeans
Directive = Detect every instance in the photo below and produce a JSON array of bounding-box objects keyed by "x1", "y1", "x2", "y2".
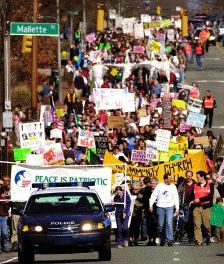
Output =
[
  {"x1": 157, "y1": 206, "x2": 174, "y2": 242},
  {"x1": 0, "y1": 216, "x2": 8, "y2": 252},
  {"x1": 140, "y1": 216, "x2": 147, "y2": 238},
  {"x1": 116, "y1": 214, "x2": 129, "y2": 246},
  {"x1": 183, "y1": 204, "x2": 194, "y2": 238},
  {"x1": 196, "y1": 54, "x2": 203, "y2": 69},
  {"x1": 179, "y1": 71, "x2": 185, "y2": 84},
  {"x1": 186, "y1": 54, "x2": 192, "y2": 65}
]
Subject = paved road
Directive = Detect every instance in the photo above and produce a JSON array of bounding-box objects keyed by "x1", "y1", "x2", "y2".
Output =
[{"x1": 1, "y1": 238, "x2": 224, "y2": 264}]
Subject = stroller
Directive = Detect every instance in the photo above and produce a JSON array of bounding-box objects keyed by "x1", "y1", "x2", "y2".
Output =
[{"x1": 173, "y1": 210, "x2": 185, "y2": 241}]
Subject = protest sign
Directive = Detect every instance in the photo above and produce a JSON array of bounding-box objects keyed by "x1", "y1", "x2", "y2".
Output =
[
  {"x1": 210, "y1": 204, "x2": 224, "y2": 228},
  {"x1": 133, "y1": 46, "x2": 144, "y2": 53},
  {"x1": 180, "y1": 123, "x2": 192, "y2": 132},
  {"x1": 103, "y1": 150, "x2": 207, "y2": 184},
  {"x1": 11, "y1": 165, "x2": 112, "y2": 204},
  {"x1": 94, "y1": 136, "x2": 109, "y2": 159},
  {"x1": 162, "y1": 98, "x2": 173, "y2": 130},
  {"x1": 156, "y1": 129, "x2": 171, "y2": 152},
  {"x1": 169, "y1": 138, "x2": 188, "y2": 157},
  {"x1": 13, "y1": 148, "x2": 31, "y2": 161},
  {"x1": 161, "y1": 92, "x2": 179, "y2": 100},
  {"x1": 138, "y1": 108, "x2": 147, "y2": 117},
  {"x1": 139, "y1": 116, "x2": 150, "y2": 127},
  {"x1": 187, "y1": 97, "x2": 203, "y2": 114},
  {"x1": 26, "y1": 154, "x2": 44, "y2": 165},
  {"x1": 152, "y1": 151, "x2": 169, "y2": 162},
  {"x1": 186, "y1": 112, "x2": 206, "y2": 128},
  {"x1": 56, "y1": 108, "x2": 64, "y2": 117},
  {"x1": 50, "y1": 128, "x2": 62, "y2": 139},
  {"x1": 86, "y1": 33, "x2": 96, "y2": 43},
  {"x1": 39, "y1": 143, "x2": 65, "y2": 165},
  {"x1": 217, "y1": 162, "x2": 224, "y2": 182},
  {"x1": 172, "y1": 99, "x2": 186, "y2": 109},
  {"x1": 110, "y1": 68, "x2": 118, "y2": 77},
  {"x1": 177, "y1": 83, "x2": 194, "y2": 90},
  {"x1": 19, "y1": 122, "x2": 45, "y2": 150},
  {"x1": 122, "y1": 93, "x2": 135, "y2": 112},
  {"x1": 77, "y1": 130, "x2": 96, "y2": 149},
  {"x1": 146, "y1": 140, "x2": 157, "y2": 160},
  {"x1": 131, "y1": 150, "x2": 149, "y2": 163},
  {"x1": 194, "y1": 136, "x2": 209, "y2": 145},
  {"x1": 134, "y1": 23, "x2": 144, "y2": 38},
  {"x1": 213, "y1": 133, "x2": 224, "y2": 163},
  {"x1": 150, "y1": 99, "x2": 160, "y2": 111},
  {"x1": 123, "y1": 18, "x2": 133, "y2": 34},
  {"x1": 107, "y1": 116, "x2": 124, "y2": 129}
]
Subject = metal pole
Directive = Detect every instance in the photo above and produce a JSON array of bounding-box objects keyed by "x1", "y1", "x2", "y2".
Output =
[
  {"x1": 32, "y1": 0, "x2": 38, "y2": 120},
  {"x1": 4, "y1": 35, "x2": 10, "y2": 111},
  {"x1": 83, "y1": 0, "x2": 86, "y2": 36},
  {"x1": 57, "y1": 0, "x2": 62, "y2": 104},
  {"x1": 70, "y1": 14, "x2": 74, "y2": 47}
]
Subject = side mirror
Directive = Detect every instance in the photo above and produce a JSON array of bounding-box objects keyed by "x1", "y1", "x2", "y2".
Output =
[
  {"x1": 12, "y1": 208, "x2": 23, "y2": 216},
  {"x1": 104, "y1": 204, "x2": 115, "y2": 213}
]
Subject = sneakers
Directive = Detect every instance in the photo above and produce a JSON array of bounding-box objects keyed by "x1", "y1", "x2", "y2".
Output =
[
  {"x1": 117, "y1": 245, "x2": 123, "y2": 249},
  {"x1": 167, "y1": 241, "x2": 173, "y2": 247},
  {"x1": 195, "y1": 242, "x2": 202, "y2": 246},
  {"x1": 124, "y1": 241, "x2": 129, "y2": 247},
  {"x1": 210, "y1": 237, "x2": 215, "y2": 243}
]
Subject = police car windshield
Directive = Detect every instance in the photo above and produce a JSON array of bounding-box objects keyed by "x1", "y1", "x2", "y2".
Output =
[{"x1": 25, "y1": 192, "x2": 103, "y2": 215}]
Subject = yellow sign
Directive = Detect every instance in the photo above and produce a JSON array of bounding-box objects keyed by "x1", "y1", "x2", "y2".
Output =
[
  {"x1": 148, "y1": 40, "x2": 160, "y2": 53},
  {"x1": 56, "y1": 109, "x2": 64, "y2": 117},
  {"x1": 172, "y1": 100, "x2": 186, "y2": 109},
  {"x1": 110, "y1": 68, "x2": 118, "y2": 77},
  {"x1": 152, "y1": 151, "x2": 169, "y2": 162},
  {"x1": 103, "y1": 150, "x2": 207, "y2": 184},
  {"x1": 169, "y1": 138, "x2": 188, "y2": 157}
]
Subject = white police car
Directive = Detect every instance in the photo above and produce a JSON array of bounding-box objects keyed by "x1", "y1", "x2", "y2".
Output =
[{"x1": 13, "y1": 182, "x2": 114, "y2": 263}]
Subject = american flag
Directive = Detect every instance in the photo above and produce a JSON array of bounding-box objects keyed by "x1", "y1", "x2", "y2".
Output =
[
  {"x1": 22, "y1": 180, "x2": 31, "y2": 188},
  {"x1": 51, "y1": 100, "x2": 64, "y2": 130}
]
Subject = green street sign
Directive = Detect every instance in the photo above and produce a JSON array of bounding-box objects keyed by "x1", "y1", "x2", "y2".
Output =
[
  {"x1": 67, "y1": 11, "x2": 79, "y2": 15},
  {"x1": 10, "y1": 22, "x2": 59, "y2": 36}
]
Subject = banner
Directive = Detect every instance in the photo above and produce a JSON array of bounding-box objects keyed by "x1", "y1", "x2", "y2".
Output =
[
  {"x1": 168, "y1": 138, "x2": 188, "y2": 157},
  {"x1": 133, "y1": 46, "x2": 144, "y2": 53},
  {"x1": 77, "y1": 130, "x2": 96, "y2": 149},
  {"x1": 94, "y1": 136, "x2": 109, "y2": 159},
  {"x1": 162, "y1": 98, "x2": 173, "y2": 130},
  {"x1": 103, "y1": 150, "x2": 207, "y2": 184},
  {"x1": 11, "y1": 165, "x2": 112, "y2": 203},
  {"x1": 213, "y1": 133, "x2": 224, "y2": 163},
  {"x1": 107, "y1": 116, "x2": 124, "y2": 129},
  {"x1": 131, "y1": 150, "x2": 150, "y2": 163},
  {"x1": 146, "y1": 140, "x2": 157, "y2": 160},
  {"x1": 187, "y1": 112, "x2": 206, "y2": 128},
  {"x1": 19, "y1": 122, "x2": 45, "y2": 150},
  {"x1": 156, "y1": 129, "x2": 171, "y2": 152},
  {"x1": 187, "y1": 97, "x2": 203, "y2": 114}
]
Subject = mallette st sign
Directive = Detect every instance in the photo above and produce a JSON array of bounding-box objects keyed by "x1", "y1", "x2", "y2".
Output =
[{"x1": 10, "y1": 22, "x2": 59, "y2": 36}]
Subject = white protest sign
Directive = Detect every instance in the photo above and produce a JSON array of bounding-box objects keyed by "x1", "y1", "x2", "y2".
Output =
[
  {"x1": 139, "y1": 116, "x2": 150, "y2": 127},
  {"x1": 123, "y1": 18, "x2": 133, "y2": 34},
  {"x1": 146, "y1": 140, "x2": 158, "y2": 160},
  {"x1": 155, "y1": 129, "x2": 171, "y2": 152},
  {"x1": 187, "y1": 97, "x2": 203, "y2": 114},
  {"x1": 177, "y1": 83, "x2": 194, "y2": 90},
  {"x1": 141, "y1": 14, "x2": 151, "y2": 23},
  {"x1": 134, "y1": 23, "x2": 144, "y2": 38},
  {"x1": 11, "y1": 165, "x2": 112, "y2": 204},
  {"x1": 19, "y1": 122, "x2": 45, "y2": 150},
  {"x1": 77, "y1": 130, "x2": 96, "y2": 149},
  {"x1": 39, "y1": 143, "x2": 65, "y2": 165},
  {"x1": 122, "y1": 93, "x2": 135, "y2": 112},
  {"x1": 26, "y1": 154, "x2": 44, "y2": 165}
]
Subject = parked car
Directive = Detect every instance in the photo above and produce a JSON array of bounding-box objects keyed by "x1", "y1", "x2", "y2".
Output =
[
  {"x1": 194, "y1": 27, "x2": 217, "y2": 46},
  {"x1": 218, "y1": 21, "x2": 224, "y2": 41}
]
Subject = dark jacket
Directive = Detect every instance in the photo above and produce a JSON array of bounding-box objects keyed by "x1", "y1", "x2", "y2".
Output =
[
  {"x1": 114, "y1": 192, "x2": 131, "y2": 217},
  {"x1": 178, "y1": 179, "x2": 196, "y2": 206},
  {"x1": 0, "y1": 195, "x2": 10, "y2": 216}
]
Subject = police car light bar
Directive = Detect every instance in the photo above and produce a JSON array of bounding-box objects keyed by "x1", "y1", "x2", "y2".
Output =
[{"x1": 32, "y1": 182, "x2": 95, "y2": 189}]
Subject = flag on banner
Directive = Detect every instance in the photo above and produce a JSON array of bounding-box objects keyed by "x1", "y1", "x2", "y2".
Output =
[
  {"x1": 74, "y1": 110, "x2": 83, "y2": 129},
  {"x1": 89, "y1": 149, "x2": 103, "y2": 165}
]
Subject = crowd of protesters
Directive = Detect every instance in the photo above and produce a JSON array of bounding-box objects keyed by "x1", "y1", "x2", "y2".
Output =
[{"x1": 4, "y1": 23, "x2": 223, "y2": 253}]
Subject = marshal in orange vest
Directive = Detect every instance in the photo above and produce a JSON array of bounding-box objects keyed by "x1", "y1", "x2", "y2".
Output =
[
  {"x1": 67, "y1": 93, "x2": 75, "y2": 103},
  {"x1": 194, "y1": 182, "x2": 211, "y2": 205},
  {"x1": 204, "y1": 95, "x2": 214, "y2": 109}
]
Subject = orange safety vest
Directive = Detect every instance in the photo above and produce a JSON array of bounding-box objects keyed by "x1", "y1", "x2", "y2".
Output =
[
  {"x1": 195, "y1": 45, "x2": 203, "y2": 55},
  {"x1": 199, "y1": 31, "x2": 207, "y2": 41},
  {"x1": 190, "y1": 87, "x2": 199, "y2": 98},
  {"x1": 204, "y1": 95, "x2": 214, "y2": 109},
  {"x1": 67, "y1": 93, "x2": 75, "y2": 103},
  {"x1": 194, "y1": 182, "x2": 210, "y2": 205},
  {"x1": 184, "y1": 44, "x2": 191, "y2": 54}
]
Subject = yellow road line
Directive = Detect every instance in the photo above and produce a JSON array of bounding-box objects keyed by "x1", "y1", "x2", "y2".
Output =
[{"x1": 216, "y1": 42, "x2": 224, "y2": 54}]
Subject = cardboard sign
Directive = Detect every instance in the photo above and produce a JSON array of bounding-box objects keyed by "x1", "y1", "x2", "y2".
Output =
[
  {"x1": 19, "y1": 122, "x2": 45, "y2": 150},
  {"x1": 186, "y1": 112, "x2": 206, "y2": 129},
  {"x1": 194, "y1": 136, "x2": 209, "y2": 145},
  {"x1": 146, "y1": 140, "x2": 157, "y2": 160},
  {"x1": 94, "y1": 136, "x2": 109, "y2": 159},
  {"x1": 180, "y1": 123, "x2": 192, "y2": 132},
  {"x1": 39, "y1": 143, "x2": 65, "y2": 165},
  {"x1": 187, "y1": 97, "x2": 203, "y2": 114},
  {"x1": 133, "y1": 46, "x2": 144, "y2": 53},
  {"x1": 11, "y1": 165, "x2": 112, "y2": 204},
  {"x1": 162, "y1": 98, "x2": 173, "y2": 130},
  {"x1": 139, "y1": 116, "x2": 150, "y2": 127},
  {"x1": 13, "y1": 148, "x2": 31, "y2": 161},
  {"x1": 131, "y1": 150, "x2": 149, "y2": 163},
  {"x1": 77, "y1": 130, "x2": 96, "y2": 149},
  {"x1": 156, "y1": 129, "x2": 171, "y2": 152},
  {"x1": 213, "y1": 133, "x2": 224, "y2": 163},
  {"x1": 107, "y1": 116, "x2": 124, "y2": 129}
]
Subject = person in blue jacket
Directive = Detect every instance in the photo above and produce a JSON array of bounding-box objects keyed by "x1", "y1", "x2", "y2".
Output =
[{"x1": 114, "y1": 186, "x2": 131, "y2": 248}]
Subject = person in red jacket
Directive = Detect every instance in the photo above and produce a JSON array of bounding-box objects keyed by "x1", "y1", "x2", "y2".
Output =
[
  {"x1": 101, "y1": 77, "x2": 110, "y2": 88},
  {"x1": 195, "y1": 40, "x2": 204, "y2": 70}
]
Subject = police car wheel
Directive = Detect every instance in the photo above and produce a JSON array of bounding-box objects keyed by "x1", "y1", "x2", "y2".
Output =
[
  {"x1": 18, "y1": 248, "x2": 34, "y2": 264},
  {"x1": 98, "y1": 239, "x2": 111, "y2": 261}
]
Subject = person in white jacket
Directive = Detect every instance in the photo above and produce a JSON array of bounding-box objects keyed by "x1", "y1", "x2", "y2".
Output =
[{"x1": 149, "y1": 173, "x2": 179, "y2": 247}]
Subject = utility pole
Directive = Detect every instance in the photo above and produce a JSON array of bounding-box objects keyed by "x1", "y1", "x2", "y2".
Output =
[
  {"x1": 32, "y1": 0, "x2": 38, "y2": 119},
  {"x1": 57, "y1": 0, "x2": 62, "y2": 104},
  {"x1": 70, "y1": 14, "x2": 74, "y2": 47}
]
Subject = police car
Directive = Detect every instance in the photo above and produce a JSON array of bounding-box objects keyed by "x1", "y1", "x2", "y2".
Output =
[{"x1": 13, "y1": 182, "x2": 115, "y2": 263}]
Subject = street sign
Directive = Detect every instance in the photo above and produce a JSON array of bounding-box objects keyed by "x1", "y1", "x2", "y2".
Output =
[
  {"x1": 10, "y1": 22, "x2": 59, "y2": 36},
  {"x1": 67, "y1": 11, "x2": 79, "y2": 15}
]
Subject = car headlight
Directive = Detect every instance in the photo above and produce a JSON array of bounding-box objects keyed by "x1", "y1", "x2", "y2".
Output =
[
  {"x1": 34, "y1": 225, "x2": 43, "y2": 232},
  {"x1": 82, "y1": 223, "x2": 104, "y2": 231},
  {"x1": 195, "y1": 37, "x2": 199, "y2": 39},
  {"x1": 210, "y1": 36, "x2": 215, "y2": 40},
  {"x1": 22, "y1": 225, "x2": 29, "y2": 232},
  {"x1": 22, "y1": 225, "x2": 44, "y2": 232}
]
